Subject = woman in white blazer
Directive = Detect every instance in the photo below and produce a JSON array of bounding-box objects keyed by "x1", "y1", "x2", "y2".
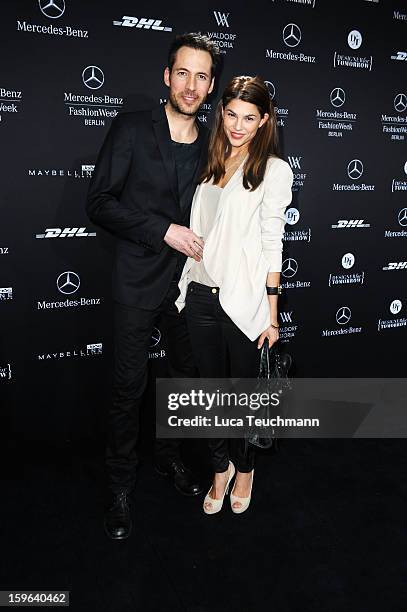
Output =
[{"x1": 176, "y1": 76, "x2": 293, "y2": 514}]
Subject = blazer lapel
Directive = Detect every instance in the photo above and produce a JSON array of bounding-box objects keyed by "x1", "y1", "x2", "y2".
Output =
[{"x1": 152, "y1": 106, "x2": 179, "y2": 204}]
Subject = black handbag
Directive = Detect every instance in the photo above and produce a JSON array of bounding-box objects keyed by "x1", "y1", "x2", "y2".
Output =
[{"x1": 246, "y1": 339, "x2": 292, "y2": 449}]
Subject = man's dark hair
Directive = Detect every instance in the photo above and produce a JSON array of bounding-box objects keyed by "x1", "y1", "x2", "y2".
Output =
[{"x1": 168, "y1": 33, "x2": 220, "y2": 78}]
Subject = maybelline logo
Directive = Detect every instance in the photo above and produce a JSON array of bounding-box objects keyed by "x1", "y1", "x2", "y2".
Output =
[
  {"x1": 328, "y1": 253, "x2": 365, "y2": 287},
  {"x1": 391, "y1": 162, "x2": 407, "y2": 192},
  {"x1": 0, "y1": 247, "x2": 9, "y2": 255},
  {"x1": 287, "y1": 155, "x2": 307, "y2": 190},
  {"x1": 333, "y1": 30, "x2": 372, "y2": 71},
  {"x1": 64, "y1": 67, "x2": 123, "y2": 127},
  {"x1": 28, "y1": 164, "x2": 94, "y2": 178},
  {"x1": 331, "y1": 219, "x2": 370, "y2": 229},
  {"x1": 0, "y1": 288, "x2": 13, "y2": 301},
  {"x1": 37, "y1": 342, "x2": 103, "y2": 360},
  {"x1": 332, "y1": 159, "x2": 375, "y2": 191},
  {"x1": 381, "y1": 93, "x2": 407, "y2": 142},
  {"x1": 0, "y1": 364, "x2": 12, "y2": 380},
  {"x1": 37, "y1": 271, "x2": 101, "y2": 310},
  {"x1": 265, "y1": 81, "x2": 289, "y2": 127},
  {"x1": 281, "y1": 258, "x2": 311, "y2": 288},
  {"x1": 279, "y1": 310, "x2": 299, "y2": 343},
  {"x1": 17, "y1": 0, "x2": 88, "y2": 38},
  {"x1": 266, "y1": 23, "x2": 316, "y2": 64},
  {"x1": 378, "y1": 299, "x2": 406, "y2": 331},
  {"x1": 315, "y1": 87, "x2": 357, "y2": 138},
  {"x1": 391, "y1": 51, "x2": 407, "y2": 61},
  {"x1": 382, "y1": 261, "x2": 407, "y2": 271},
  {"x1": 113, "y1": 16, "x2": 172, "y2": 31},
  {"x1": 36, "y1": 227, "x2": 96, "y2": 239},
  {"x1": 207, "y1": 11, "x2": 237, "y2": 53},
  {"x1": 393, "y1": 10, "x2": 407, "y2": 22},
  {"x1": 322, "y1": 306, "x2": 362, "y2": 337},
  {"x1": 384, "y1": 208, "x2": 407, "y2": 238},
  {"x1": 0, "y1": 88, "x2": 22, "y2": 121}
]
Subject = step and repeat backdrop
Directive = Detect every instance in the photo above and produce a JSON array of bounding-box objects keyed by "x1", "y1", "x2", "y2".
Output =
[{"x1": 1, "y1": 0, "x2": 406, "y2": 439}]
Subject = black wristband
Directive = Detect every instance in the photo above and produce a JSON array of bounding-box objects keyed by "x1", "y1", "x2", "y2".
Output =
[{"x1": 266, "y1": 285, "x2": 282, "y2": 295}]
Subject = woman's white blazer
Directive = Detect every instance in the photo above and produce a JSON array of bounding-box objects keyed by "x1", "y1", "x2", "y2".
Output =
[{"x1": 176, "y1": 156, "x2": 293, "y2": 341}]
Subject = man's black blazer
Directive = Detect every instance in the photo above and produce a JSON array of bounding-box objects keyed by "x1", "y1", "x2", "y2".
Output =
[{"x1": 86, "y1": 105, "x2": 208, "y2": 309}]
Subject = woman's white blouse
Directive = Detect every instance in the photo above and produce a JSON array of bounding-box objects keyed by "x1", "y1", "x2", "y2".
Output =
[
  {"x1": 176, "y1": 156, "x2": 293, "y2": 341},
  {"x1": 188, "y1": 184, "x2": 222, "y2": 287}
]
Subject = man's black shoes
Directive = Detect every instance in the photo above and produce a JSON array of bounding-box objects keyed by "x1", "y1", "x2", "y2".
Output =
[
  {"x1": 156, "y1": 459, "x2": 203, "y2": 496},
  {"x1": 104, "y1": 490, "x2": 132, "y2": 540}
]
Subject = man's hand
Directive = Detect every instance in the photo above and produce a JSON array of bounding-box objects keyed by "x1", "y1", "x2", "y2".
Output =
[{"x1": 164, "y1": 224, "x2": 204, "y2": 262}]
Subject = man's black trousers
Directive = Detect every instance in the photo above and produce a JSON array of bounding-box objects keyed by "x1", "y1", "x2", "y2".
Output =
[{"x1": 107, "y1": 280, "x2": 197, "y2": 494}]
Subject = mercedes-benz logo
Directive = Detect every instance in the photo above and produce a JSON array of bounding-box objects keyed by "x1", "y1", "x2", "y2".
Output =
[
  {"x1": 150, "y1": 327, "x2": 161, "y2": 348},
  {"x1": 57, "y1": 271, "x2": 80, "y2": 295},
  {"x1": 394, "y1": 93, "x2": 407, "y2": 114},
  {"x1": 281, "y1": 258, "x2": 298, "y2": 278},
  {"x1": 347, "y1": 159, "x2": 364, "y2": 180},
  {"x1": 82, "y1": 66, "x2": 105, "y2": 90},
  {"x1": 38, "y1": 0, "x2": 65, "y2": 19},
  {"x1": 336, "y1": 306, "x2": 351, "y2": 325},
  {"x1": 398, "y1": 208, "x2": 407, "y2": 227},
  {"x1": 264, "y1": 81, "x2": 276, "y2": 100},
  {"x1": 390, "y1": 299, "x2": 402, "y2": 315},
  {"x1": 330, "y1": 87, "x2": 346, "y2": 108},
  {"x1": 283, "y1": 23, "x2": 301, "y2": 48}
]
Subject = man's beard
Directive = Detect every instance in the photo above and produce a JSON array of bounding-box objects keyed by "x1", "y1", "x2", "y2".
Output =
[{"x1": 168, "y1": 90, "x2": 202, "y2": 117}]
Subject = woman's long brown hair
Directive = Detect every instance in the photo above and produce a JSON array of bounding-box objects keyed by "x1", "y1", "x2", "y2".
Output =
[{"x1": 200, "y1": 75, "x2": 280, "y2": 191}]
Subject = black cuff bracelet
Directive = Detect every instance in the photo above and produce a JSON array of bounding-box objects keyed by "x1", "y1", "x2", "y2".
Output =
[{"x1": 266, "y1": 285, "x2": 282, "y2": 295}]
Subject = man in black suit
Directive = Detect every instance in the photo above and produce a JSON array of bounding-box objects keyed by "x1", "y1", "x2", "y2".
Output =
[{"x1": 87, "y1": 34, "x2": 219, "y2": 539}]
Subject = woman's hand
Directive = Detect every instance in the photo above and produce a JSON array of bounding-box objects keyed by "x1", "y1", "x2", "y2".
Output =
[{"x1": 257, "y1": 325, "x2": 279, "y2": 349}]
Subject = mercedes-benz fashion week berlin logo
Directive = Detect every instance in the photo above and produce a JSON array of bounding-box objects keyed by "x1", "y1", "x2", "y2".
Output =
[
  {"x1": 283, "y1": 24, "x2": 301, "y2": 48},
  {"x1": 398, "y1": 208, "x2": 407, "y2": 227},
  {"x1": 336, "y1": 307, "x2": 351, "y2": 325},
  {"x1": 150, "y1": 327, "x2": 161, "y2": 348},
  {"x1": 347, "y1": 159, "x2": 364, "y2": 180},
  {"x1": 394, "y1": 93, "x2": 407, "y2": 113},
  {"x1": 330, "y1": 88, "x2": 346, "y2": 108},
  {"x1": 82, "y1": 66, "x2": 104, "y2": 90},
  {"x1": 281, "y1": 258, "x2": 298, "y2": 278},
  {"x1": 264, "y1": 81, "x2": 275, "y2": 100},
  {"x1": 57, "y1": 271, "x2": 80, "y2": 295},
  {"x1": 38, "y1": 0, "x2": 65, "y2": 19}
]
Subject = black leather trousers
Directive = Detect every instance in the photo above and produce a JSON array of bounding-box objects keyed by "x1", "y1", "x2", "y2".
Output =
[{"x1": 185, "y1": 282, "x2": 259, "y2": 473}]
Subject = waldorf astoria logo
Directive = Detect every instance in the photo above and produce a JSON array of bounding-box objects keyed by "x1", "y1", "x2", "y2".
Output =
[
  {"x1": 315, "y1": 87, "x2": 358, "y2": 139},
  {"x1": 278, "y1": 310, "x2": 299, "y2": 343},
  {"x1": 287, "y1": 156, "x2": 308, "y2": 191},
  {"x1": 206, "y1": 11, "x2": 238, "y2": 54},
  {"x1": 63, "y1": 66, "x2": 123, "y2": 127}
]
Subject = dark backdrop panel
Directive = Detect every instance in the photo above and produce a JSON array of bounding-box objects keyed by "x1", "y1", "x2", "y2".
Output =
[{"x1": 1, "y1": 0, "x2": 406, "y2": 440}]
